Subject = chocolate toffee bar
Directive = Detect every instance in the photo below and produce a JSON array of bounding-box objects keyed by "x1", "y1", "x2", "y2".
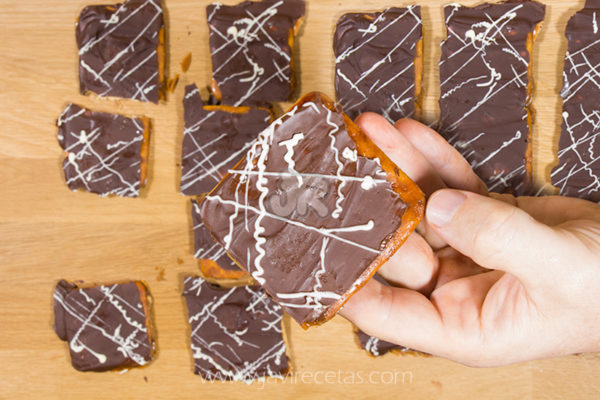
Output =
[
  {"x1": 356, "y1": 329, "x2": 407, "y2": 357},
  {"x1": 438, "y1": 1, "x2": 545, "y2": 195},
  {"x1": 57, "y1": 104, "x2": 150, "y2": 197},
  {"x1": 76, "y1": 0, "x2": 165, "y2": 103},
  {"x1": 182, "y1": 277, "x2": 289, "y2": 381},
  {"x1": 198, "y1": 92, "x2": 425, "y2": 328},
  {"x1": 192, "y1": 200, "x2": 248, "y2": 279},
  {"x1": 180, "y1": 84, "x2": 272, "y2": 196},
  {"x1": 53, "y1": 280, "x2": 155, "y2": 372},
  {"x1": 207, "y1": 0, "x2": 305, "y2": 106},
  {"x1": 334, "y1": 6, "x2": 423, "y2": 122},
  {"x1": 551, "y1": 0, "x2": 600, "y2": 202}
]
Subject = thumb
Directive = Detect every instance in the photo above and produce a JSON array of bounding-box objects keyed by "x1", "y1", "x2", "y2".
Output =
[{"x1": 426, "y1": 189, "x2": 564, "y2": 283}]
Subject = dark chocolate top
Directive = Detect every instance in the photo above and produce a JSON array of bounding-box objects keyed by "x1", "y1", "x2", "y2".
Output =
[
  {"x1": 207, "y1": 0, "x2": 305, "y2": 106},
  {"x1": 53, "y1": 280, "x2": 153, "y2": 372},
  {"x1": 182, "y1": 277, "x2": 289, "y2": 381},
  {"x1": 191, "y1": 199, "x2": 240, "y2": 272},
  {"x1": 334, "y1": 6, "x2": 422, "y2": 122},
  {"x1": 76, "y1": 0, "x2": 163, "y2": 103},
  {"x1": 551, "y1": 0, "x2": 600, "y2": 203},
  {"x1": 180, "y1": 84, "x2": 272, "y2": 195},
  {"x1": 57, "y1": 104, "x2": 147, "y2": 197},
  {"x1": 199, "y1": 94, "x2": 408, "y2": 326},
  {"x1": 357, "y1": 330, "x2": 406, "y2": 357},
  {"x1": 438, "y1": 1, "x2": 545, "y2": 195}
]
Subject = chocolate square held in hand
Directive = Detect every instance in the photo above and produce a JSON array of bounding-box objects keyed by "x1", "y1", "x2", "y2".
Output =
[
  {"x1": 552, "y1": 0, "x2": 600, "y2": 203},
  {"x1": 334, "y1": 6, "x2": 423, "y2": 122},
  {"x1": 180, "y1": 84, "x2": 272, "y2": 195},
  {"x1": 182, "y1": 276, "x2": 289, "y2": 381},
  {"x1": 76, "y1": 0, "x2": 165, "y2": 103},
  {"x1": 57, "y1": 104, "x2": 150, "y2": 197},
  {"x1": 198, "y1": 92, "x2": 425, "y2": 327},
  {"x1": 191, "y1": 199, "x2": 248, "y2": 279},
  {"x1": 53, "y1": 280, "x2": 155, "y2": 372},
  {"x1": 438, "y1": 1, "x2": 545, "y2": 195},
  {"x1": 207, "y1": 0, "x2": 305, "y2": 106}
]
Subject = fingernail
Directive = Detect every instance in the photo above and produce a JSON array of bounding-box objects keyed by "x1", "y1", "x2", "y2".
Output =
[{"x1": 427, "y1": 190, "x2": 467, "y2": 227}]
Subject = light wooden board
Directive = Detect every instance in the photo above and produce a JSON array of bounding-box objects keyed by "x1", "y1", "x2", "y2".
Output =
[{"x1": 1, "y1": 0, "x2": 599, "y2": 398}]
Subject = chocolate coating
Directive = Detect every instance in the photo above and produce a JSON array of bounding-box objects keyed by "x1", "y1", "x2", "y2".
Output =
[
  {"x1": 76, "y1": 0, "x2": 164, "y2": 103},
  {"x1": 57, "y1": 104, "x2": 148, "y2": 197},
  {"x1": 551, "y1": 0, "x2": 600, "y2": 203},
  {"x1": 357, "y1": 330, "x2": 406, "y2": 357},
  {"x1": 53, "y1": 280, "x2": 154, "y2": 372},
  {"x1": 180, "y1": 84, "x2": 272, "y2": 195},
  {"x1": 199, "y1": 93, "x2": 413, "y2": 326},
  {"x1": 207, "y1": 0, "x2": 305, "y2": 106},
  {"x1": 182, "y1": 277, "x2": 289, "y2": 381},
  {"x1": 438, "y1": 1, "x2": 545, "y2": 195},
  {"x1": 334, "y1": 6, "x2": 422, "y2": 122}
]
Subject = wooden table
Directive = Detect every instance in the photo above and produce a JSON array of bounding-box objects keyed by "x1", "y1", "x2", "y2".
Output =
[{"x1": 1, "y1": 0, "x2": 599, "y2": 398}]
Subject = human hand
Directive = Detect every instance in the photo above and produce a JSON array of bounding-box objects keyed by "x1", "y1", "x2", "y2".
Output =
[{"x1": 340, "y1": 113, "x2": 600, "y2": 367}]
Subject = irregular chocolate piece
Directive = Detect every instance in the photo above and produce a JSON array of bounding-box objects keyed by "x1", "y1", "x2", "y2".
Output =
[
  {"x1": 180, "y1": 84, "x2": 272, "y2": 195},
  {"x1": 53, "y1": 279, "x2": 155, "y2": 372},
  {"x1": 334, "y1": 6, "x2": 423, "y2": 122},
  {"x1": 551, "y1": 0, "x2": 600, "y2": 203},
  {"x1": 199, "y1": 92, "x2": 425, "y2": 327},
  {"x1": 356, "y1": 329, "x2": 407, "y2": 357},
  {"x1": 76, "y1": 0, "x2": 165, "y2": 103},
  {"x1": 191, "y1": 199, "x2": 248, "y2": 279},
  {"x1": 182, "y1": 277, "x2": 289, "y2": 381},
  {"x1": 207, "y1": 0, "x2": 305, "y2": 106},
  {"x1": 57, "y1": 104, "x2": 150, "y2": 197},
  {"x1": 438, "y1": 1, "x2": 545, "y2": 195}
]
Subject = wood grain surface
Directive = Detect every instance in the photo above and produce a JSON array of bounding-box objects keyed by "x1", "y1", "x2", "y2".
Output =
[{"x1": 1, "y1": 0, "x2": 599, "y2": 398}]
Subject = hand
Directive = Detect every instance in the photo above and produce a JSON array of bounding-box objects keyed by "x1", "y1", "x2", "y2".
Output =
[{"x1": 341, "y1": 113, "x2": 600, "y2": 367}]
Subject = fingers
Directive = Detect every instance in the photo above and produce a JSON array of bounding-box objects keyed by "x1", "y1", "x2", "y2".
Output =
[
  {"x1": 355, "y1": 113, "x2": 446, "y2": 196},
  {"x1": 426, "y1": 189, "x2": 566, "y2": 284},
  {"x1": 434, "y1": 247, "x2": 489, "y2": 289},
  {"x1": 394, "y1": 119, "x2": 488, "y2": 196}
]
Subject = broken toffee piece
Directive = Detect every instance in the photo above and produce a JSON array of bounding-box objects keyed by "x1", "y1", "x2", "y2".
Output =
[
  {"x1": 53, "y1": 280, "x2": 155, "y2": 372},
  {"x1": 76, "y1": 0, "x2": 165, "y2": 103},
  {"x1": 180, "y1": 84, "x2": 272, "y2": 196},
  {"x1": 57, "y1": 104, "x2": 150, "y2": 197},
  {"x1": 551, "y1": 0, "x2": 600, "y2": 203},
  {"x1": 182, "y1": 277, "x2": 289, "y2": 381},
  {"x1": 356, "y1": 329, "x2": 407, "y2": 357},
  {"x1": 199, "y1": 92, "x2": 425, "y2": 328},
  {"x1": 438, "y1": 1, "x2": 545, "y2": 195},
  {"x1": 334, "y1": 6, "x2": 423, "y2": 122},
  {"x1": 191, "y1": 200, "x2": 248, "y2": 279},
  {"x1": 207, "y1": 0, "x2": 305, "y2": 106}
]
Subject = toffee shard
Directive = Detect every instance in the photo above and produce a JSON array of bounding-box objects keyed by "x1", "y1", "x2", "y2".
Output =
[
  {"x1": 182, "y1": 277, "x2": 289, "y2": 381},
  {"x1": 53, "y1": 280, "x2": 154, "y2": 372},
  {"x1": 551, "y1": 0, "x2": 600, "y2": 203},
  {"x1": 199, "y1": 92, "x2": 424, "y2": 327},
  {"x1": 356, "y1": 329, "x2": 407, "y2": 357},
  {"x1": 207, "y1": 0, "x2": 305, "y2": 106},
  {"x1": 438, "y1": 1, "x2": 545, "y2": 195},
  {"x1": 334, "y1": 6, "x2": 423, "y2": 122},
  {"x1": 76, "y1": 0, "x2": 165, "y2": 103}
]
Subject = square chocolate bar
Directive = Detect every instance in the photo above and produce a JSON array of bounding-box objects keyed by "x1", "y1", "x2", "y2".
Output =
[
  {"x1": 53, "y1": 280, "x2": 155, "y2": 372},
  {"x1": 180, "y1": 84, "x2": 272, "y2": 195},
  {"x1": 76, "y1": 0, "x2": 165, "y2": 103},
  {"x1": 57, "y1": 103, "x2": 150, "y2": 197},
  {"x1": 207, "y1": 0, "x2": 305, "y2": 106},
  {"x1": 182, "y1": 277, "x2": 289, "y2": 381},
  {"x1": 198, "y1": 92, "x2": 424, "y2": 327}
]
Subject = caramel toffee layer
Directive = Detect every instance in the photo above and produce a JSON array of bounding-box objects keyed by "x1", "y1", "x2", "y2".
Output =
[
  {"x1": 334, "y1": 6, "x2": 422, "y2": 122},
  {"x1": 180, "y1": 84, "x2": 272, "y2": 195},
  {"x1": 57, "y1": 104, "x2": 149, "y2": 198},
  {"x1": 199, "y1": 92, "x2": 420, "y2": 326},
  {"x1": 207, "y1": 0, "x2": 305, "y2": 106},
  {"x1": 552, "y1": 0, "x2": 600, "y2": 203},
  {"x1": 182, "y1": 277, "x2": 289, "y2": 381},
  {"x1": 53, "y1": 280, "x2": 154, "y2": 372},
  {"x1": 438, "y1": 0, "x2": 545, "y2": 195},
  {"x1": 77, "y1": 0, "x2": 164, "y2": 103}
]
